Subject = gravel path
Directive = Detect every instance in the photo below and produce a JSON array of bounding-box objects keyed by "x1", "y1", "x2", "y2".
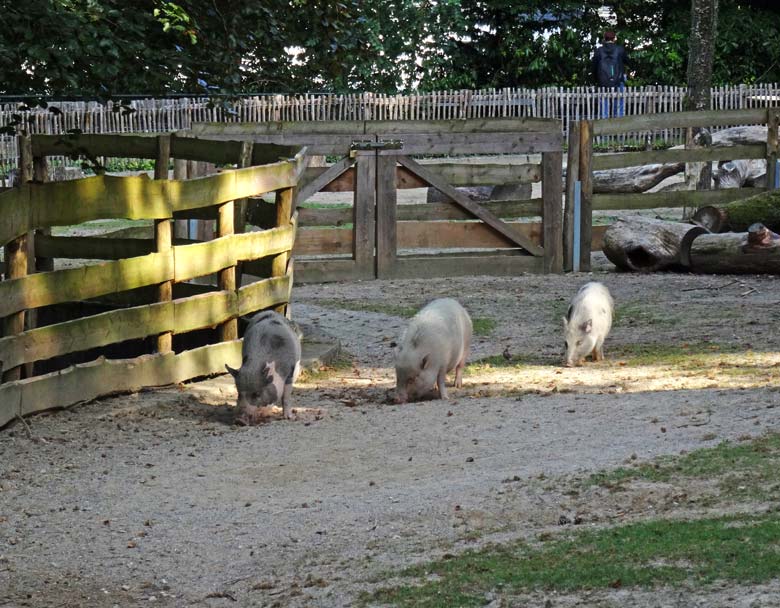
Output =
[{"x1": 2, "y1": 270, "x2": 779, "y2": 607}]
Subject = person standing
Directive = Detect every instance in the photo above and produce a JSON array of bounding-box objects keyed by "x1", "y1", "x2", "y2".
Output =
[{"x1": 592, "y1": 31, "x2": 629, "y2": 118}]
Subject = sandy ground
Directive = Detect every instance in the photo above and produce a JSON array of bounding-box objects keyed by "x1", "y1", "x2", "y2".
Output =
[{"x1": 1, "y1": 268, "x2": 780, "y2": 607}]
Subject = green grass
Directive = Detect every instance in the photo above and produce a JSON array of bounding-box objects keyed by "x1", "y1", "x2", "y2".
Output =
[
  {"x1": 365, "y1": 513, "x2": 780, "y2": 607},
  {"x1": 610, "y1": 341, "x2": 741, "y2": 367},
  {"x1": 589, "y1": 433, "x2": 780, "y2": 503},
  {"x1": 310, "y1": 299, "x2": 496, "y2": 335}
]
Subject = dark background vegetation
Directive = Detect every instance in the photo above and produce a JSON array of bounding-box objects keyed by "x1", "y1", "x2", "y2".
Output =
[{"x1": 1, "y1": 1, "x2": 778, "y2": 98}]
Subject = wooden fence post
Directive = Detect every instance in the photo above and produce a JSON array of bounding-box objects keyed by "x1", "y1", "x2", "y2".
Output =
[
  {"x1": 272, "y1": 187, "x2": 294, "y2": 315},
  {"x1": 767, "y1": 107, "x2": 779, "y2": 191},
  {"x1": 233, "y1": 141, "x2": 254, "y2": 289},
  {"x1": 353, "y1": 150, "x2": 377, "y2": 279},
  {"x1": 2, "y1": 135, "x2": 32, "y2": 381},
  {"x1": 154, "y1": 135, "x2": 173, "y2": 354},
  {"x1": 173, "y1": 159, "x2": 188, "y2": 239},
  {"x1": 32, "y1": 156, "x2": 53, "y2": 272},
  {"x1": 578, "y1": 120, "x2": 594, "y2": 272},
  {"x1": 542, "y1": 150, "x2": 563, "y2": 273},
  {"x1": 563, "y1": 121, "x2": 581, "y2": 272},
  {"x1": 375, "y1": 153, "x2": 398, "y2": 279}
]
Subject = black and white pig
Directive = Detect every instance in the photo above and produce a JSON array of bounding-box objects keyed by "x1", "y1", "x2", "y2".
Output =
[
  {"x1": 563, "y1": 282, "x2": 614, "y2": 367},
  {"x1": 394, "y1": 298, "x2": 472, "y2": 404},
  {"x1": 226, "y1": 310, "x2": 301, "y2": 424}
]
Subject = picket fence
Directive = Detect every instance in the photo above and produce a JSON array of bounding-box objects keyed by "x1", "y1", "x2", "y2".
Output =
[{"x1": 2, "y1": 84, "x2": 779, "y2": 176}]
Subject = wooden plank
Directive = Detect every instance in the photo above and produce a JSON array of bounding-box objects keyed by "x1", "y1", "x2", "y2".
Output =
[
  {"x1": 364, "y1": 118, "x2": 560, "y2": 134},
  {"x1": 0, "y1": 302, "x2": 173, "y2": 370},
  {"x1": 0, "y1": 383, "x2": 22, "y2": 428},
  {"x1": 542, "y1": 150, "x2": 563, "y2": 273},
  {"x1": 578, "y1": 120, "x2": 594, "y2": 272},
  {"x1": 0, "y1": 188, "x2": 30, "y2": 249},
  {"x1": 386, "y1": 254, "x2": 544, "y2": 279},
  {"x1": 388, "y1": 131, "x2": 562, "y2": 155},
  {"x1": 396, "y1": 220, "x2": 546, "y2": 249},
  {"x1": 34, "y1": 235, "x2": 157, "y2": 259},
  {"x1": 3, "y1": 135, "x2": 32, "y2": 382},
  {"x1": 767, "y1": 107, "x2": 779, "y2": 191},
  {"x1": 563, "y1": 121, "x2": 581, "y2": 272},
  {"x1": 293, "y1": 258, "x2": 370, "y2": 284},
  {"x1": 154, "y1": 135, "x2": 174, "y2": 354},
  {"x1": 396, "y1": 162, "x2": 543, "y2": 187},
  {"x1": 191, "y1": 120, "x2": 366, "y2": 136},
  {"x1": 237, "y1": 275, "x2": 291, "y2": 316},
  {"x1": 396, "y1": 155, "x2": 544, "y2": 256},
  {"x1": 593, "y1": 108, "x2": 768, "y2": 136},
  {"x1": 185, "y1": 126, "x2": 360, "y2": 155},
  {"x1": 0, "y1": 252, "x2": 174, "y2": 318},
  {"x1": 271, "y1": 188, "x2": 294, "y2": 314},
  {"x1": 353, "y1": 152, "x2": 376, "y2": 276},
  {"x1": 592, "y1": 187, "x2": 767, "y2": 210},
  {"x1": 174, "y1": 290, "x2": 237, "y2": 334},
  {"x1": 294, "y1": 227, "x2": 353, "y2": 255},
  {"x1": 592, "y1": 144, "x2": 766, "y2": 171},
  {"x1": 298, "y1": 198, "x2": 543, "y2": 227},
  {"x1": 173, "y1": 226, "x2": 294, "y2": 281},
  {"x1": 13, "y1": 340, "x2": 244, "y2": 420},
  {"x1": 31, "y1": 133, "x2": 158, "y2": 159},
  {"x1": 295, "y1": 156, "x2": 355, "y2": 206},
  {"x1": 376, "y1": 155, "x2": 398, "y2": 278}
]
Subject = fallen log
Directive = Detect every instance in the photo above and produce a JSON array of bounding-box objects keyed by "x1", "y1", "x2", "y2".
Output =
[
  {"x1": 692, "y1": 189, "x2": 780, "y2": 233},
  {"x1": 689, "y1": 223, "x2": 780, "y2": 274},
  {"x1": 602, "y1": 217, "x2": 708, "y2": 271},
  {"x1": 715, "y1": 159, "x2": 766, "y2": 189},
  {"x1": 594, "y1": 163, "x2": 685, "y2": 194}
]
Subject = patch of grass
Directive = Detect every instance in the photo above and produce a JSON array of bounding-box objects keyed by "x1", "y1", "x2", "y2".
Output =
[
  {"x1": 471, "y1": 317, "x2": 496, "y2": 336},
  {"x1": 589, "y1": 433, "x2": 780, "y2": 503},
  {"x1": 298, "y1": 201, "x2": 352, "y2": 209},
  {"x1": 365, "y1": 513, "x2": 780, "y2": 606},
  {"x1": 613, "y1": 302, "x2": 677, "y2": 328},
  {"x1": 611, "y1": 341, "x2": 741, "y2": 367}
]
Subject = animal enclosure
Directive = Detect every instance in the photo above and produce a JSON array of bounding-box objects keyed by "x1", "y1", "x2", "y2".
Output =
[
  {"x1": 565, "y1": 107, "x2": 780, "y2": 271},
  {"x1": 193, "y1": 119, "x2": 564, "y2": 281},
  {"x1": 0, "y1": 133, "x2": 306, "y2": 427}
]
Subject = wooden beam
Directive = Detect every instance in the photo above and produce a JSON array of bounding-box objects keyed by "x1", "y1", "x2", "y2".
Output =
[
  {"x1": 563, "y1": 121, "x2": 581, "y2": 272},
  {"x1": 271, "y1": 188, "x2": 294, "y2": 314},
  {"x1": 592, "y1": 144, "x2": 766, "y2": 171},
  {"x1": 396, "y1": 155, "x2": 544, "y2": 256},
  {"x1": 154, "y1": 135, "x2": 173, "y2": 354},
  {"x1": 592, "y1": 108, "x2": 769, "y2": 136},
  {"x1": 293, "y1": 258, "x2": 371, "y2": 284},
  {"x1": 578, "y1": 120, "x2": 594, "y2": 272},
  {"x1": 3, "y1": 135, "x2": 32, "y2": 382},
  {"x1": 386, "y1": 254, "x2": 544, "y2": 279},
  {"x1": 388, "y1": 131, "x2": 562, "y2": 155},
  {"x1": 542, "y1": 150, "x2": 563, "y2": 273},
  {"x1": 237, "y1": 274, "x2": 292, "y2": 316},
  {"x1": 767, "y1": 107, "x2": 779, "y2": 191},
  {"x1": 295, "y1": 156, "x2": 356, "y2": 206},
  {"x1": 353, "y1": 152, "x2": 377, "y2": 277},
  {"x1": 376, "y1": 155, "x2": 398, "y2": 278},
  {"x1": 592, "y1": 187, "x2": 766, "y2": 210}
]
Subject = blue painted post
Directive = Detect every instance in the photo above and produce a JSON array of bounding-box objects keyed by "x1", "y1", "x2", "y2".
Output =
[{"x1": 573, "y1": 180, "x2": 582, "y2": 272}]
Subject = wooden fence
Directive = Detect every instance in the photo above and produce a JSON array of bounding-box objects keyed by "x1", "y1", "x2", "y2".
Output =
[
  {"x1": 194, "y1": 118, "x2": 564, "y2": 281},
  {"x1": 565, "y1": 107, "x2": 780, "y2": 271},
  {"x1": 3, "y1": 84, "x2": 780, "y2": 176},
  {"x1": 0, "y1": 132, "x2": 306, "y2": 427}
]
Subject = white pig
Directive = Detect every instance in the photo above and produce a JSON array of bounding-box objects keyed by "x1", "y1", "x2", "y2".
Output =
[
  {"x1": 563, "y1": 282, "x2": 614, "y2": 367},
  {"x1": 226, "y1": 310, "x2": 301, "y2": 423},
  {"x1": 394, "y1": 298, "x2": 472, "y2": 403}
]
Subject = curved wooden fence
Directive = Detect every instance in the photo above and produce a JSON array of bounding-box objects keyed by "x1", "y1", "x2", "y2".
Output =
[{"x1": 0, "y1": 133, "x2": 306, "y2": 427}]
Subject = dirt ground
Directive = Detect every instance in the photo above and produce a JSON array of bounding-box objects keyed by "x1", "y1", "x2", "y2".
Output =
[{"x1": 2, "y1": 266, "x2": 780, "y2": 607}]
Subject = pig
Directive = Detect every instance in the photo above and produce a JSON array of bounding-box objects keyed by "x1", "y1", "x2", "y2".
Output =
[
  {"x1": 225, "y1": 310, "x2": 301, "y2": 424},
  {"x1": 394, "y1": 298, "x2": 472, "y2": 404},
  {"x1": 563, "y1": 282, "x2": 614, "y2": 367}
]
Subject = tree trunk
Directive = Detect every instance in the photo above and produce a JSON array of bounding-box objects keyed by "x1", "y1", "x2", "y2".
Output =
[
  {"x1": 685, "y1": 0, "x2": 719, "y2": 112},
  {"x1": 602, "y1": 217, "x2": 708, "y2": 271},
  {"x1": 689, "y1": 223, "x2": 780, "y2": 274},
  {"x1": 692, "y1": 190, "x2": 780, "y2": 232}
]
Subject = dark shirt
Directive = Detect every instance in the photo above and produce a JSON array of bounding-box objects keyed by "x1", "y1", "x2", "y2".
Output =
[{"x1": 592, "y1": 42, "x2": 629, "y2": 88}]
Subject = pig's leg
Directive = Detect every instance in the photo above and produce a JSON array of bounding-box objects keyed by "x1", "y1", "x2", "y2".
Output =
[
  {"x1": 454, "y1": 355, "x2": 466, "y2": 388},
  {"x1": 437, "y1": 369, "x2": 449, "y2": 400},
  {"x1": 237, "y1": 404, "x2": 260, "y2": 426},
  {"x1": 281, "y1": 383, "x2": 294, "y2": 419},
  {"x1": 593, "y1": 339, "x2": 605, "y2": 362}
]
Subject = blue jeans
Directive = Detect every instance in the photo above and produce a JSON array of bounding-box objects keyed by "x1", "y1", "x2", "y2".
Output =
[{"x1": 601, "y1": 82, "x2": 625, "y2": 118}]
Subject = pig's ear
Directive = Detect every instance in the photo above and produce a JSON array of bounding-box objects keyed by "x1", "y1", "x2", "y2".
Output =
[
  {"x1": 580, "y1": 319, "x2": 593, "y2": 333},
  {"x1": 420, "y1": 354, "x2": 429, "y2": 370},
  {"x1": 225, "y1": 364, "x2": 239, "y2": 378}
]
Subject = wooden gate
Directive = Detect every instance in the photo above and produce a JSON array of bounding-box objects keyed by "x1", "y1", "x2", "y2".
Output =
[{"x1": 193, "y1": 119, "x2": 564, "y2": 281}]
